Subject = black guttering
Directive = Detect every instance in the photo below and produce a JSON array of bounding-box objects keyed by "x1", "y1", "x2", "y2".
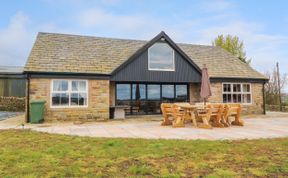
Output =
[
  {"x1": 26, "y1": 73, "x2": 30, "y2": 123},
  {"x1": 0, "y1": 73, "x2": 26, "y2": 79},
  {"x1": 111, "y1": 31, "x2": 202, "y2": 76},
  {"x1": 262, "y1": 82, "x2": 266, "y2": 115},
  {"x1": 210, "y1": 77, "x2": 269, "y2": 83},
  {"x1": 24, "y1": 71, "x2": 269, "y2": 83}
]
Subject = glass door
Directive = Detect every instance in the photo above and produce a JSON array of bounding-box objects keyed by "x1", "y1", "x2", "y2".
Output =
[
  {"x1": 147, "y1": 84, "x2": 161, "y2": 114},
  {"x1": 131, "y1": 84, "x2": 146, "y2": 114},
  {"x1": 116, "y1": 84, "x2": 131, "y2": 114}
]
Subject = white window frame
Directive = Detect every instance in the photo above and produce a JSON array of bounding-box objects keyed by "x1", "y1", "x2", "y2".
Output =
[
  {"x1": 222, "y1": 83, "x2": 252, "y2": 105},
  {"x1": 50, "y1": 79, "x2": 88, "y2": 108},
  {"x1": 148, "y1": 42, "x2": 175, "y2": 71}
]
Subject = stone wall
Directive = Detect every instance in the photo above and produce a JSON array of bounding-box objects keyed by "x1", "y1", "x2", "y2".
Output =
[
  {"x1": 266, "y1": 105, "x2": 288, "y2": 112},
  {"x1": 28, "y1": 78, "x2": 110, "y2": 121},
  {"x1": 0, "y1": 97, "x2": 25, "y2": 111},
  {"x1": 189, "y1": 82, "x2": 264, "y2": 114},
  {"x1": 110, "y1": 81, "x2": 115, "y2": 106},
  {"x1": 189, "y1": 83, "x2": 200, "y2": 103}
]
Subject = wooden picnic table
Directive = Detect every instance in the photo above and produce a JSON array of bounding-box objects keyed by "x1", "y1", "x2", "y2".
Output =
[
  {"x1": 170, "y1": 103, "x2": 243, "y2": 129},
  {"x1": 175, "y1": 103, "x2": 198, "y2": 127},
  {"x1": 175, "y1": 103, "x2": 213, "y2": 129}
]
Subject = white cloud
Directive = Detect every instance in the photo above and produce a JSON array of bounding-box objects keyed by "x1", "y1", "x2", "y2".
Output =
[
  {"x1": 77, "y1": 8, "x2": 185, "y2": 40},
  {"x1": 78, "y1": 9, "x2": 148, "y2": 30},
  {"x1": 0, "y1": 11, "x2": 80, "y2": 67},
  {"x1": 0, "y1": 11, "x2": 34, "y2": 66},
  {"x1": 189, "y1": 20, "x2": 288, "y2": 74}
]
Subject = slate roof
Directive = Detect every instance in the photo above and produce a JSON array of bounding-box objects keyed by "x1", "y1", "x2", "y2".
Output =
[
  {"x1": 0, "y1": 66, "x2": 24, "y2": 74},
  {"x1": 24, "y1": 32, "x2": 267, "y2": 79}
]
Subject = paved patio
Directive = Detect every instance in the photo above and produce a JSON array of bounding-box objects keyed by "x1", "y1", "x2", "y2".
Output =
[
  {"x1": 1, "y1": 112, "x2": 288, "y2": 140},
  {"x1": 0, "y1": 112, "x2": 23, "y2": 121}
]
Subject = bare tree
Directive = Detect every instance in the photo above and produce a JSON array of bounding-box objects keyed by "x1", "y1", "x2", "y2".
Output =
[{"x1": 265, "y1": 66, "x2": 287, "y2": 106}]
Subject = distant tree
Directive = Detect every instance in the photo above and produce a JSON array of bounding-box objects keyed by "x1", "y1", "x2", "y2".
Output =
[
  {"x1": 265, "y1": 67, "x2": 287, "y2": 106},
  {"x1": 212, "y1": 34, "x2": 251, "y2": 64}
]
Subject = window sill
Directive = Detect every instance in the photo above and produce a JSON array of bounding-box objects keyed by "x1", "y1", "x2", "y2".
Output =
[
  {"x1": 148, "y1": 68, "x2": 175, "y2": 72},
  {"x1": 50, "y1": 106, "x2": 88, "y2": 109}
]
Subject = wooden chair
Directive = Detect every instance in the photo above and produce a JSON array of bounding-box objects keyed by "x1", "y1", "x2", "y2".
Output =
[
  {"x1": 223, "y1": 103, "x2": 244, "y2": 126},
  {"x1": 207, "y1": 104, "x2": 225, "y2": 128},
  {"x1": 195, "y1": 106, "x2": 212, "y2": 129},
  {"x1": 160, "y1": 103, "x2": 173, "y2": 126},
  {"x1": 171, "y1": 104, "x2": 185, "y2": 128},
  {"x1": 174, "y1": 102, "x2": 192, "y2": 123}
]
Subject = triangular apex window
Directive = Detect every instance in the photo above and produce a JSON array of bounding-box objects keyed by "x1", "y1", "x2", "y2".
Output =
[{"x1": 148, "y1": 41, "x2": 175, "y2": 71}]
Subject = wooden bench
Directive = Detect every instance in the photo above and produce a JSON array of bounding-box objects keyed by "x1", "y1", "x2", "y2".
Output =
[
  {"x1": 223, "y1": 103, "x2": 244, "y2": 126},
  {"x1": 171, "y1": 104, "x2": 186, "y2": 128},
  {"x1": 160, "y1": 103, "x2": 173, "y2": 126},
  {"x1": 207, "y1": 104, "x2": 225, "y2": 128},
  {"x1": 195, "y1": 106, "x2": 213, "y2": 129}
]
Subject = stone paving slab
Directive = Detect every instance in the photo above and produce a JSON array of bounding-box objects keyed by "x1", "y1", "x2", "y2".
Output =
[
  {"x1": 1, "y1": 113, "x2": 288, "y2": 140},
  {"x1": 0, "y1": 112, "x2": 24, "y2": 121}
]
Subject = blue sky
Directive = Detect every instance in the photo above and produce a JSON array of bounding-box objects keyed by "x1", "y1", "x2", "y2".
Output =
[{"x1": 0, "y1": 0, "x2": 287, "y2": 79}]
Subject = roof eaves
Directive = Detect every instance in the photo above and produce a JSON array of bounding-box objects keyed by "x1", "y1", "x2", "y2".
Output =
[{"x1": 24, "y1": 71, "x2": 111, "y2": 76}]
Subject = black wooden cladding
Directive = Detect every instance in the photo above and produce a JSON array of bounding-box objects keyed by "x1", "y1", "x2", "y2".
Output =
[{"x1": 111, "y1": 50, "x2": 201, "y2": 83}]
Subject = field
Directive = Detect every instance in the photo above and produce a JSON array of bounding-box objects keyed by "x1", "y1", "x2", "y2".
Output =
[{"x1": 0, "y1": 129, "x2": 288, "y2": 177}]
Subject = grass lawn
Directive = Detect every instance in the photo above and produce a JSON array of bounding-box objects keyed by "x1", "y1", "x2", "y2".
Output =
[{"x1": 0, "y1": 130, "x2": 288, "y2": 177}]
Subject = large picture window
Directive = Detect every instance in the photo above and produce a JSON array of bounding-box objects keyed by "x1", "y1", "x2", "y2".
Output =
[
  {"x1": 222, "y1": 83, "x2": 252, "y2": 104},
  {"x1": 116, "y1": 83, "x2": 188, "y2": 115},
  {"x1": 51, "y1": 80, "x2": 88, "y2": 107},
  {"x1": 148, "y1": 42, "x2": 175, "y2": 71}
]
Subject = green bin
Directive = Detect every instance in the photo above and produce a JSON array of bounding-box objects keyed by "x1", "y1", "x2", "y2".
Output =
[{"x1": 30, "y1": 100, "x2": 46, "y2": 123}]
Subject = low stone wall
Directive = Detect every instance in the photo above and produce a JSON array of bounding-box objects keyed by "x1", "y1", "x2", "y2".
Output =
[
  {"x1": 266, "y1": 105, "x2": 288, "y2": 112},
  {"x1": 0, "y1": 97, "x2": 26, "y2": 111}
]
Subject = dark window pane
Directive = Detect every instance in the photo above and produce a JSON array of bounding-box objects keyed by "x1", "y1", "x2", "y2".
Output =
[
  {"x1": 232, "y1": 94, "x2": 242, "y2": 103},
  {"x1": 70, "y1": 93, "x2": 87, "y2": 106},
  {"x1": 147, "y1": 85, "x2": 160, "y2": 99},
  {"x1": 147, "y1": 84, "x2": 160, "y2": 114},
  {"x1": 52, "y1": 93, "x2": 69, "y2": 106},
  {"x1": 71, "y1": 93, "x2": 78, "y2": 105},
  {"x1": 71, "y1": 93, "x2": 87, "y2": 106},
  {"x1": 131, "y1": 84, "x2": 146, "y2": 114},
  {"x1": 176, "y1": 85, "x2": 187, "y2": 102},
  {"x1": 132, "y1": 84, "x2": 146, "y2": 100},
  {"x1": 162, "y1": 85, "x2": 174, "y2": 102},
  {"x1": 52, "y1": 93, "x2": 60, "y2": 105},
  {"x1": 146, "y1": 100, "x2": 161, "y2": 114},
  {"x1": 223, "y1": 84, "x2": 231, "y2": 92},
  {"x1": 79, "y1": 93, "x2": 87, "y2": 105},
  {"x1": 223, "y1": 94, "x2": 232, "y2": 103},
  {"x1": 233, "y1": 84, "x2": 241, "y2": 92}
]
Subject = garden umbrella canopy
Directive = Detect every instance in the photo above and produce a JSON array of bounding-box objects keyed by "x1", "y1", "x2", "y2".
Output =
[{"x1": 200, "y1": 64, "x2": 212, "y2": 102}]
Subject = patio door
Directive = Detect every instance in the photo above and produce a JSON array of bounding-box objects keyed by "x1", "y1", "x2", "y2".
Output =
[
  {"x1": 131, "y1": 84, "x2": 146, "y2": 114},
  {"x1": 147, "y1": 84, "x2": 161, "y2": 114}
]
